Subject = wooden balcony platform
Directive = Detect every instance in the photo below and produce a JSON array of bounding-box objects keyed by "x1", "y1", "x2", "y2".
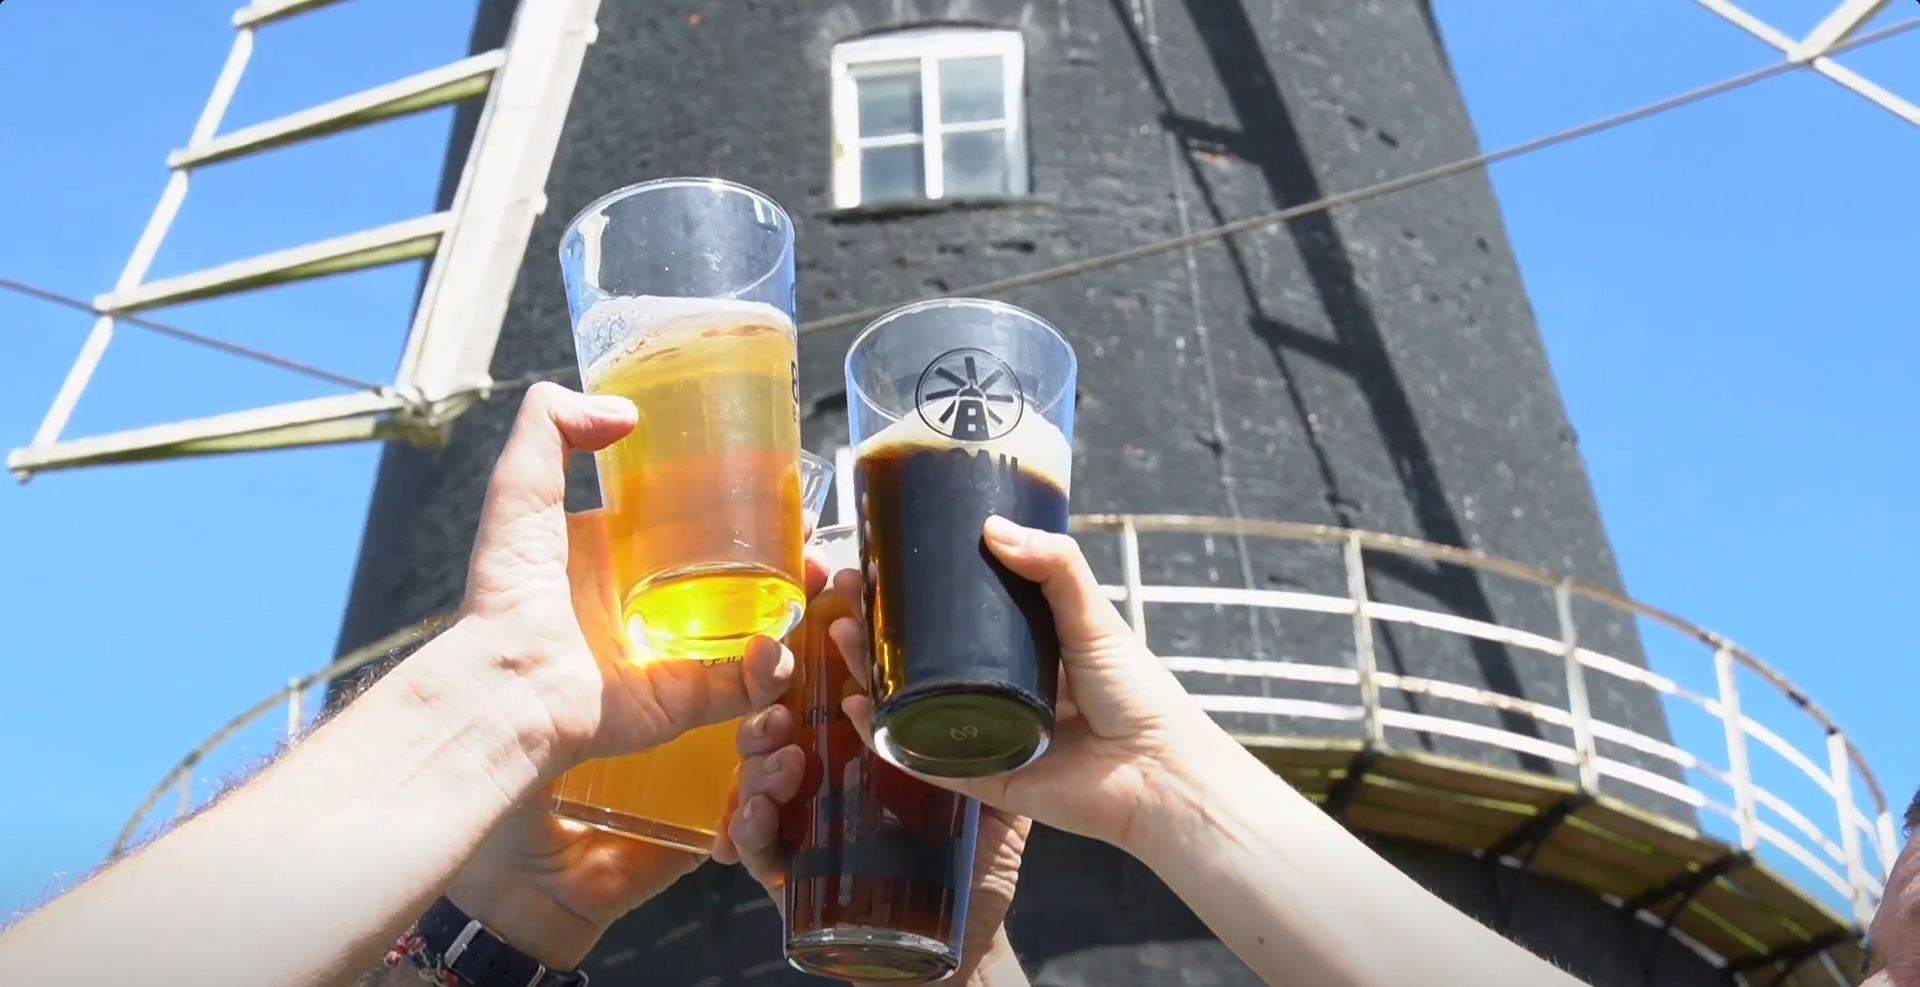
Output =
[{"x1": 1249, "y1": 738, "x2": 1866, "y2": 987}]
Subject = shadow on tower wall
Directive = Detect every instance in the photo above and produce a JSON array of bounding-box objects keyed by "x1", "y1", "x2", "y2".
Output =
[
  {"x1": 1097, "y1": 0, "x2": 1690, "y2": 824},
  {"x1": 1110, "y1": 0, "x2": 1552, "y2": 772}
]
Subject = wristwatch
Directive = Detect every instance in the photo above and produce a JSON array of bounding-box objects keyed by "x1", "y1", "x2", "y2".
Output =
[{"x1": 415, "y1": 895, "x2": 589, "y2": 987}]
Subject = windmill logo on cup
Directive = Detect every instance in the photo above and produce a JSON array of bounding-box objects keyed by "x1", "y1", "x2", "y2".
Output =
[{"x1": 914, "y1": 347, "x2": 1023, "y2": 443}]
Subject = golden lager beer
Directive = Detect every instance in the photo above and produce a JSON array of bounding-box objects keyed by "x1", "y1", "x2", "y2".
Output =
[
  {"x1": 551, "y1": 422, "x2": 831, "y2": 854},
  {"x1": 556, "y1": 177, "x2": 809, "y2": 851},
  {"x1": 551, "y1": 718, "x2": 743, "y2": 850},
  {"x1": 582, "y1": 294, "x2": 805, "y2": 662}
]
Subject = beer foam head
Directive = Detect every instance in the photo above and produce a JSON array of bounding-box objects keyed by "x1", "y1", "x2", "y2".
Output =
[
  {"x1": 577, "y1": 294, "x2": 795, "y2": 386},
  {"x1": 854, "y1": 406, "x2": 1073, "y2": 495}
]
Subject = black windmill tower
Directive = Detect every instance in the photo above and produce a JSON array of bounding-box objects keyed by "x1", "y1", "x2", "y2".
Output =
[{"x1": 22, "y1": 2, "x2": 1909, "y2": 986}]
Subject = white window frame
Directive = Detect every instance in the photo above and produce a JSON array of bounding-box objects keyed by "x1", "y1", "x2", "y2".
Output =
[{"x1": 829, "y1": 27, "x2": 1029, "y2": 209}]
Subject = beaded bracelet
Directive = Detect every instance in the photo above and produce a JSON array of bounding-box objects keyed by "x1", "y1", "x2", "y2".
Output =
[{"x1": 384, "y1": 927, "x2": 462, "y2": 987}]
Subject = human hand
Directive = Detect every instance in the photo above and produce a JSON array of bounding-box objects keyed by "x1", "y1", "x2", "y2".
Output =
[
  {"x1": 451, "y1": 382, "x2": 793, "y2": 770},
  {"x1": 829, "y1": 515, "x2": 1214, "y2": 852},
  {"x1": 442, "y1": 803, "x2": 702, "y2": 970},
  {"x1": 713, "y1": 700, "x2": 1032, "y2": 986},
  {"x1": 430, "y1": 506, "x2": 705, "y2": 973},
  {"x1": 435, "y1": 493, "x2": 843, "y2": 971}
]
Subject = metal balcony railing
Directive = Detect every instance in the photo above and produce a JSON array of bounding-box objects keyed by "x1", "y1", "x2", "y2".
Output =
[{"x1": 114, "y1": 515, "x2": 1896, "y2": 987}]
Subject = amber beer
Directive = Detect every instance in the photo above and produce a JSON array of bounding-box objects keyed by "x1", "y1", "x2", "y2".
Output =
[
  {"x1": 551, "y1": 448, "x2": 832, "y2": 852},
  {"x1": 582, "y1": 294, "x2": 805, "y2": 661},
  {"x1": 552, "y1": 718, "x2": 742, "y2": 847},
  {"x1": 782, "y1": 526, "x2": 979, "y2": 982},
  {"x1": 553, "y1": 178, "x2": 808, "y2": 850}
]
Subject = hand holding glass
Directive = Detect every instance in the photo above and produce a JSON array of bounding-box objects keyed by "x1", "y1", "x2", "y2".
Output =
[
  {"x1": 551, "y1": 451, "x2": 833, "y2": 850},
  {"x1": 845, "y1": 299, "x2": 1078, "y2": 779},
  {"x1": 780, "y1": 524, "x2": 980, "y2": 983},
  {"x1": 559, "y1": 177, "x2": 806, "y2": 662}
]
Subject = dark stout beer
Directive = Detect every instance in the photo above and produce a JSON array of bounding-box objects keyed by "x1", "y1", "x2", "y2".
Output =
[
  {"x1": 854, "y1": 412, "x2": 1073, "y2": 777},
  {"x1": 781, "y1": 581, "x2": 979, "y2": 982}
]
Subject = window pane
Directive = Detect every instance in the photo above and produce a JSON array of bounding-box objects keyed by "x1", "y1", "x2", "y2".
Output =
[
  {"x1": 855, "y1": 65, "x2": 923, "y2": 139},
  {"x1": 939, "y1": 56, "x2": 1006, "y2": 124},
  {"x1": 942, "y1": 130, "x2": 1010, "y2": 197},
  {"x1": 861, "y1": 143, "x2": 925, "y2": 204}
]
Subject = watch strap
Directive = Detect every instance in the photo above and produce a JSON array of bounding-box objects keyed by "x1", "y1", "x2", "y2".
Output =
[{"x1": 414, "y1": 896, "x2": 589, "y2": 987}]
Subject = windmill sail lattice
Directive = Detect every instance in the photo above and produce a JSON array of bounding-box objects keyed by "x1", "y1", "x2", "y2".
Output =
[
  {"x1": 1697, "y1": 0, "x2": 1918, "y2": 124},
  {"x1": 10, "y1": 0, "x2": 1912, "y2": 482},
  {"x1": 6, "y1": 0, "x2": 603, "y2": 480}
]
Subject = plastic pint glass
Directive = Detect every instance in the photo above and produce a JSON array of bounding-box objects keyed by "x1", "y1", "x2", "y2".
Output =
[
  {"x1": 782, "y1": 524, "x2": 980, "y2": 982},
  {"x1": 844, "y1": 299, "x2": 1077, "y2": 779},
  {"x1": 559, "y1": 178, "x2": 805, "y2": 662},
  {"x1": 551, "y1": 452, "x2": 835, "y2": 851}
]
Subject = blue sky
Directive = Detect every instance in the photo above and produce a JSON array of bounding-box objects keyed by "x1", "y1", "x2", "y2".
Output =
[{"x1": 2, "y1": 0, "x2": 1915, "y2": 924}]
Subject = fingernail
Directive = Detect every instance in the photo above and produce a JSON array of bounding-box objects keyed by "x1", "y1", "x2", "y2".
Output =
[
  {"x1": 764, "y1": 750, "x2": 785, "y2": 774},
  {"x1": 754, "y1": 632, "x2": 789, "y2": 662},
  {"x1": 983, "y1": 515, "x2": 1027, "y2": 547},
  {"x1": 741, "y1": 801, "x2": 755, "y2": 822},
  {"x1": 587, "y1": 394, "x2": 635, "y2": 417}
]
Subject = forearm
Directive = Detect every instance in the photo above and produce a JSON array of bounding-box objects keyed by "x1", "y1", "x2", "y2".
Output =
[
  {"x1": 0, "y1": 620, "x2": 554, "y2": 987},
  {"x1": 1133, "y1": 726, "x2": 1585, "y2": 987}
]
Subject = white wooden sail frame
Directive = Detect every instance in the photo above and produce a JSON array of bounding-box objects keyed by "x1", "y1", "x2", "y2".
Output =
[
  {"x1": 1697, "y1": 0, "x2": 1918, "y2": 124},
  {"x1": 7, "y1": 0, "x2": 604, "y2": 479}
]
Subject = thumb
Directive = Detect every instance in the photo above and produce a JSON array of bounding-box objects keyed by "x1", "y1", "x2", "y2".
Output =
[
  {"x1": 981, "y1": 516, "x2": 1133, "y2": 651},
  {"x1": 481, "y1": 382, "x2": 636, "y2": 522},
  {"x1": 466, "y1": 384, "x2": 636, "y2": 604}
]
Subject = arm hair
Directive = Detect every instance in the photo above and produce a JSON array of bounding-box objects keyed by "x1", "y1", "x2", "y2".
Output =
[{"x1": 1, "y1": 622, "x2": 450, "y2": 933}]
